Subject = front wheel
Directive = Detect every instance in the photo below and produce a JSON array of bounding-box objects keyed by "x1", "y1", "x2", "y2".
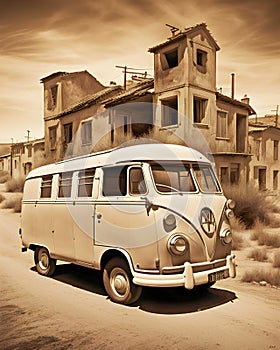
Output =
[
  {"x1": 103, "y1": 257, "x2": 142, "y2": 305},
  {"x1": 34, "y1": 247, "x2": 56, "y2": 276}
]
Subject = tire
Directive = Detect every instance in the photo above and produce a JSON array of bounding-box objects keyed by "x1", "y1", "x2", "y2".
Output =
[
  {"x1": 103, "y1": 257, "x2": 142, "y2": 305},
  {"x1": 34, "y1": 247, "x2": 56, "y2": 277}
]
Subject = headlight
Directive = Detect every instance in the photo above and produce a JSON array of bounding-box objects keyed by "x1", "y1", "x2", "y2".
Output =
[
  {"x1": 167, "y1": 234, "x2": 189, "y2": 255},
  {"x1": 220, "y1": 228, "x2": 232, "y2": 244},
  {"x1": 226, "y1": 199, "x2": 235, "y2": 209},
  {"x1": 225, "y1": 209, "x2": 234, "y2": 219},
  {"x1": 163, "y1": 213, "x2": 176, "y2": 232}
]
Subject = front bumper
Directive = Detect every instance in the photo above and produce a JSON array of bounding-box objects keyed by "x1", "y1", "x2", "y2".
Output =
[{"x1": 132, "y1": 254, "x2": 236, "y2": 289}]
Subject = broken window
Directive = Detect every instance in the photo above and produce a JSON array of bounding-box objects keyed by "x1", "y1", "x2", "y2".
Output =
[
  {"x1": 164, "y1": 48, "x2": 179, "y2": 69},
  {"x1": 193, "y1": 97, "x2": 207, "y2": 123},
  {"x1": 49, "y1": 126, "x2": 57, "y2": 150},
  {"x1": 47, "y1": 85, "x2": 58, "y2": 110},
  {"x1": 216, "y1": 111, "x2": 228, "y2": 138},
  {"x1": 196, "y1": 49, "x2": 207, "y2": 73},
  {"x1": 161, "y1": 96, "x2": 178, "y2": 127},
  {"x1": 81, "y1": 121, "x2": 92, "y2": 145},
  {"x1": 64, "y1": 123, "x2": 73, "y2": 144},
  {"x1": 273, "y1": 140, "x2": 279, "y2": 160}
]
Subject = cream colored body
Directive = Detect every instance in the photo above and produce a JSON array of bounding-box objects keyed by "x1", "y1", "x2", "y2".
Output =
[{"x1": 21, "y1": 144, "x2": 236, "y2": 289}]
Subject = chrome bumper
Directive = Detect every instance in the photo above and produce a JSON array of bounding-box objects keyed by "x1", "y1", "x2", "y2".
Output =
[{"x1": 132, "y1": 254, "x2": 236, "y2": 289}]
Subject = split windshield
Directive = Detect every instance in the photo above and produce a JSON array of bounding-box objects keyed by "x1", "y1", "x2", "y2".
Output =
[{"x1": 150, "y1": 162, "x2": 221, "y2": 193}]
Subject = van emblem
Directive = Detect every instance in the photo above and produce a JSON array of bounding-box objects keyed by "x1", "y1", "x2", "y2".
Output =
[{"x1": 200, "y1": 208, "x2": 216, "y2": 237}]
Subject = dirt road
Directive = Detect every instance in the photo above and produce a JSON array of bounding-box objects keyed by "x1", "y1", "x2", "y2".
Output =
[{"x1": 0, "y1": 208, "x2": 279, "y2": 350}]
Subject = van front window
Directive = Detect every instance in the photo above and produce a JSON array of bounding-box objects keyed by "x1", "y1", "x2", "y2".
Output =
[
  {"x1": 193, "y1": 165, "x2": 221, "y2": 193},
  {"x1": 151, "y1": 163, "x2": 196, "y2": 193}
]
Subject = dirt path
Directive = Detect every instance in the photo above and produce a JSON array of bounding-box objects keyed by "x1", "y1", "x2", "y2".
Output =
[{"x1": 0, "y1": 209, "x2": 279, "y2": 350}]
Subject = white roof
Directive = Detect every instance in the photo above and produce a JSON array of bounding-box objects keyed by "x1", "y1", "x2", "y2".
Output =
[{"x1": 26, "y1": 144, "x2": 209, "y2": 179}]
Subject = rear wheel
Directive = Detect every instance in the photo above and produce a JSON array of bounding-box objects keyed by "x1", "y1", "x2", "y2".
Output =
[
  {"x1": 103, "y1": 257, "x2": 142, "y2": 305},
  {"x1": 34, "y1": 247, "x2": 56, "y2": 276}
]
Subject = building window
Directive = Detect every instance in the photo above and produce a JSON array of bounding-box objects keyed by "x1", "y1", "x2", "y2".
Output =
[
  {"x1": 196, "y1": 49, "x2": 207, "y2": 73},
  {"x1": 58, "y1": 172, "x2": 73, "y2": 198},
  {"x1": 193, "y1": 97, "x2": 207, "y2": 123},
  {"x1": 219, "y1": 167, "x2": 229, "y2": 184},
  {"x1": 40, "y1": 175, "x2": 53, "y2": 198},
  {"x1": 255, "y1": 140, "x2": 261, "y2": 161},
  {"x1": 81, "y1": 121, "x2": 92, "y2": 145},
  {"x1": 273, "y1": 170, "x2": 279, "y2": 190},
  {"x1": 273, "y1": 140, "x2": 279, "y2": 160},
  {"x1": 161, "y1": 96, "x2": 178, "y2": 127},
  {"x1": 164, "y1": 48, "x2": 178, "y2": 69},
  {"x1": 47, "y1": 85, "x2": 58, "y2": 110},
  {"x1": 14, "y1": 160, "x2": 17, "y2": 169},
  {"x1": 49, "y1": 126, "x2": 57, "y2": 150},
  {"x1": 64, "y1": 123, "x2": 73, "y2": 145},
  {"x1": 230, "y1": 163, "x2": 239, "y2": 185},
  {"x1": 216, "y1": 111, "x2": 228, "y2": 138},
  {"x1": 27, "y1": 146, "x2": 32, "y2": 157},
  {"x1": 78, "y1": 169, "x2": 95, "y2": 197}
]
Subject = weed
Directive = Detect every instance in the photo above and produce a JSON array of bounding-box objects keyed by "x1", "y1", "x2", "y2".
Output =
[
  {"x1": 247, "y1": 248, "x2": 268, "y2": 262},
  {"x1": 242, "y1": 269, "x2": 280, "y2": 286},
  {"x1": 224, "y1": 185, "x2": 280, "y2": 229},
  {"x1": 0, "y1": 171, "x2": 10, "y2": 183},
  {"x1": 258, "y1": 232, "x2": 280, "y2": 248},
  {"x1": 1, "y1": 196, "x2": 22, "y2": 213},
  {"x1": 273, "y1": 252, "x2": 280, "y2": 268},
  {"x1": 5, "y1": 177, "x2": 25, "y2": 193},
  {"x1": 232, "y1": 231, "x2": 244, "y2": 250}
]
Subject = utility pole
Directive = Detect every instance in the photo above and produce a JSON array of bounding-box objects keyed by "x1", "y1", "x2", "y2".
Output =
[
  {"x1": 115, "y1": 66, "x2": 150, "y2": 90},
  {"x1": 10, "y1": 138, "x2": 13, "y2": 177},
  {"x1": 25, "y1": 130, "x2": 30, "y2": 142},
  {"x1": 272, "y1": 105, "x2": 279, "y2": 127}
]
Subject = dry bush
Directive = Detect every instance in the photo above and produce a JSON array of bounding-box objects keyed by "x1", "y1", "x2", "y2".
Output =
[
  {"x1": 250, "y1": 219, "x2": 264, "y2": 241},
  {"x1": 231, "y1": 231, "x2": 244, "y2": 250},
  {"x1": 224, "y1": 185, "x2": 280, "y2": 229},
  {"x1": 258, "y1": 232, "x2": 280, "y2": 248},
  {"x1": 1, "y1": 196, "x2": 22, "y2": 213},
  {"x1": 241, "y1": 269, "x2": 280, "y2": 286},
  {"x1": 247, "y1": 248, "x2": 268, "y2": 262},
  {"x1": 0, "y1": 193, "x2": 5, "y2": 203},
  {"x1": 0, "y1": 170, "x2": 10, "y2": 183},
  {"x1": 273, "y1": 252, "x2": 280, "y2": 268},
  {"x1": 5, "y1": 177, "x2": 25, "y2": 193}
]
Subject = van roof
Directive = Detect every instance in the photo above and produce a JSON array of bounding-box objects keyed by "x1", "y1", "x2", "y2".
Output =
[{"x1": 26, "y1": 143, "x2": 210, "y2": 179}]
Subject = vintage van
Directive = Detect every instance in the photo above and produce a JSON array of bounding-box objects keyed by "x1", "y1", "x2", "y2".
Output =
[{"x1": 20, "y1": 143, "x2": 236, "y2": 304}]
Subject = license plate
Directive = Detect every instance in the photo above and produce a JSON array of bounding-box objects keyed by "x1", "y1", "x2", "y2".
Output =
[{"x1": 208, "y1": 270, "x2": 229, "y2": 282}]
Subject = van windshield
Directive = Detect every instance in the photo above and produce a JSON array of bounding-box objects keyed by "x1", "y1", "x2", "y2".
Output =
[
  {"x1": 151, "y1": 163, "x2": 196, "y2": 193},
  {"x1": 150, "y1": 162, "x2": 221, "y2": 194}
]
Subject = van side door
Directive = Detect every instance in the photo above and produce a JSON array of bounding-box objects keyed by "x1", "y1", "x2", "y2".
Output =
[{"x1": 95, "y1": 164, "x2": 159, "y2": 272}]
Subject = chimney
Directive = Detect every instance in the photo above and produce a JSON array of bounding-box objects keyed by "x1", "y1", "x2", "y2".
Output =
[
  {"x1": 231, "y1": 73, "x2": 235, "y2": 99},
  {"x1": 241, "y1": 94, "x2": 250, "y2": 105}
]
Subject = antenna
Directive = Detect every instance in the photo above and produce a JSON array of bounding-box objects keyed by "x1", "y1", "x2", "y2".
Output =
[{"x1": 165, "y1": 24, "x2": 180, "y2": 37}]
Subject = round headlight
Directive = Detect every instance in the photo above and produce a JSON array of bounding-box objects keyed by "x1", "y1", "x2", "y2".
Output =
[
  {"x1": 225, "y1": 209, "x2": 234, "y2": 219},
  {"x1": 163, "y1": 214, "x2": 176, "y2": 232},
  {"x1": 220, "y1": 228, "x2": 232, "y2": 244},
  {"x1": 167, "y1": 234, "x2": 189, "y2": 255},
  {"x1": 227, "y1": 199, "x2": 235, "y2": 210}
]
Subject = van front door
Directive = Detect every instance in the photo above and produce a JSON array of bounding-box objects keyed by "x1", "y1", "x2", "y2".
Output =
[{"x1": 95, "y1": 165, "x2": 159, "y2": 271}]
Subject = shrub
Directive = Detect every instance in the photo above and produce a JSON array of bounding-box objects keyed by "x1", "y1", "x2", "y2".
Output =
[
  {"x1": 224, "y1": 185, "x2": 280, "y2": 229},
  {"x1": 273, "y1": 252, "x2": 280, "y2": 268},
  {"x1": 5, "y1": 177, "x2": 25, "y2": 193},
  {"x1": 242, "y1": 269, "x2": 280, "y2": 286},
  {"x1": 0, "y1": 193, "x2": 5, "y2": 203},
  {"x1": 258, "y1": 232, "x2": 280, "y2": 248},
  {"x1": 250, "y1": 219, "x2": 264, "y2": 240},
  {"x1": 232, "y1": 231, "x2": 244, "y2": 250},
  {"x1": 1, "y1": 196, "x2": 22, "y2": 213},
  {"x1": 247, "y1": 248, "x2": 268, "y2": 262},
  {"x1": 0, "y1": 170, "x2": 10, "y2": 183}
]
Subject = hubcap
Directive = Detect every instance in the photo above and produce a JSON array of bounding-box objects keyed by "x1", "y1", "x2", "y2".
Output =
[
  {"x1": 110, "y1": 268, "x2": 129, "y2": 297},
  {"x1": 39, "y1": 252, "x2": 49, "y2": 270}
]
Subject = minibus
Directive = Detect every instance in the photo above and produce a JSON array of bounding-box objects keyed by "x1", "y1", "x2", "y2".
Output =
[{"x1": 20, "y1": 143, "x2": 236, "y2": 304}]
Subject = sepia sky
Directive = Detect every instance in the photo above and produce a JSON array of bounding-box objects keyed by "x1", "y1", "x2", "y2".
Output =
[{"x1": 0, "y1": 0, "x2": 279, "y2": 142}]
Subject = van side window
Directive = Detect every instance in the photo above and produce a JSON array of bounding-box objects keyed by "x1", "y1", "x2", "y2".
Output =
[
  {"x1": 193, "y1": 165, "x2": 221, "y2": 193},
  {"x1": 58, "y1": 172, "x2": 73, "y2": 198},
  {"x1": 40, "y1": 175, "x2": 53, "y2": 198},
  {"x1": 78, "y1": 169, "x2": 95, "y2": 197},
  {"x1": 102, "y1": 166, "x2": 127, "y2": 196},
  {"x1": 129, "y1": 168, "x2": 147, "y2": 195}
]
